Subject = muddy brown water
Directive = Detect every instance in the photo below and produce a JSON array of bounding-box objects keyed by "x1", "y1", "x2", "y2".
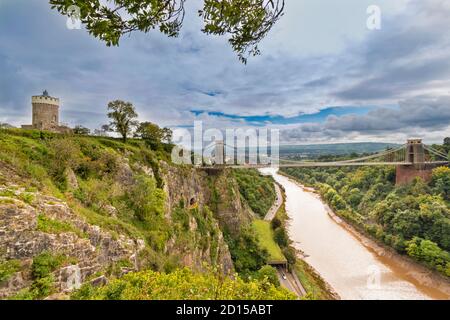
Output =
[{"x1": 261, "y1": 168, "x2": 450, "y2": 300}]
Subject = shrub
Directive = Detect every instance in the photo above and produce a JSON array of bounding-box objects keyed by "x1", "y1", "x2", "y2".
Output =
[
  {"x1": 74, "y1": 178, "x2": 112, "y2": 212},
  {"x1": 225, "y1": 227, "x2": 268, "y2": 276},
  {"x1": 30, "y1": 275, "x2": 54, "y2": 298},
  {"x1": 28, "y1": 252, "x2": 75, "y2": 299},
  {"x1": 273, "y1": 228, "x2": 289, "y2": 247},
  {"x1": 37, "y1": 214, "x2": 84, "y2": 237},
  {"x1": 254, "y1": 265, "x2": 280, "y2": 287},
  {"x1": 46, "y1": 138, "x2": 82, "y2": 189},
  {"x1": 19, "y1": 192, "x2": 35, "y2": 204},
  {"x1": 31, "y1": 252, "x2": 67, "y2": 279},
  {"x1": 71, "y1": 268, "x2": 295, "y2": 300},
  {"x1": 271, "y1": 217, "x2": 282, "y2": 230},
  {"x1": 171, "y1": 206, "x2": 190, "y2": 231},
  {"x1": 127, "y1": 174, "x2": 165, "y2": 221},
  {"x1": 0, "y1": 260, "x2": 21, "y2": 283},
  {"x1": 406, "y1": 237, "x2": 450, "y2": 275}
]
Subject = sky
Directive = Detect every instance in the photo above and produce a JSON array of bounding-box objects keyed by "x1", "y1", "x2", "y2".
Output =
[{"x1": 0, "y1": 0, "x2": 450, "y2": 144}]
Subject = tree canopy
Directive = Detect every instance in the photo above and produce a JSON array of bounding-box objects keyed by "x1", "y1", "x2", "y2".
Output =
[
  {"x1": 49, "y1": 0, "x2": 285, "y2": 63},
  {"x1": 107, "y1": 100, "x2": 139, "y2": 142},
  {"x1": 73, "y1": 125, "x2": 90, "y2": 135},
  {"x1": 135, "y1": 121, "x2": 173, "y2": 149}
]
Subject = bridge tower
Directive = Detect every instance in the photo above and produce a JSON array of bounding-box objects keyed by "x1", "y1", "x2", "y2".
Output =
[
  {"x1": 405, "y1": 138, "x2": 425, "y2": 165},
  {"x1": 396, "y1": 139, "x2": 436, "y2": 185}
]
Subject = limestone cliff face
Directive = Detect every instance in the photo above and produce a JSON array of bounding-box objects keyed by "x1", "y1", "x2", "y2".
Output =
[
  {"x1": 0, "y1": 187, "x2": 141, "y2": 298},
  {"x1": 161, "y1": 164, "x2": 253, "y2": 274},
  {"x1": 162, "y1": 165, "x2": 252, "y2": 234}
]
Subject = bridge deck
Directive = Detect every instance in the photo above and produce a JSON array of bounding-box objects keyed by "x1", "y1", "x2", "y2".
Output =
[
  {"x1": 205, "y1": 140, "x2": 449, "y2": 170},
  {"x1": 199, "y1": 161, "x2": 449, "y2": 169}
]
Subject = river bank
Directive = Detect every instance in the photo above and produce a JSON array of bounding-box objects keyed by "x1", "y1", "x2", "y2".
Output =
[
  {"x1": 277, "y1": 170, "x2": 450, "y2": 300},
  {"x1": 273, "y1": 182, "x2": 340, "y2": 300}
]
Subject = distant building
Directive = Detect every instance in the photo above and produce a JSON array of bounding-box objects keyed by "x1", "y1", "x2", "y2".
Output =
[{"x1": 21, "y1": 90, "x2": 71, "y2": 133}]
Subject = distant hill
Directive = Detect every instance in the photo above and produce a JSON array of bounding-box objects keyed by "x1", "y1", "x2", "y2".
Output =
[{"x1": 280, "y1": 142, "x2": 400, "y2": 158}]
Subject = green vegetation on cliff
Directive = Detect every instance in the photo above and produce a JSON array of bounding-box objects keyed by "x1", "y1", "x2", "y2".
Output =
[
  {"x1": 10, "y1": 252, "x2": 78, "y2": 300},
  {"x1": 0, "y1": 260, "x2": 21, "y2": 283},
  {"x1": 233, "y1": 169, "x2": 276, "y2": 218},
  {"x1": 0, "y1": 129, "x2": 173, "y2": 264},
  {"x1": 71, "y1": 268, "x2": 295, "y2": 300},
  {"x1": 224, "y1": 227, "x2": 268, "y2": 277}
]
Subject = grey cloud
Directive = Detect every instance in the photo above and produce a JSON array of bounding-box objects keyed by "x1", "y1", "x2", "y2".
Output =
[
  {"x1": 333, "y1": 0, "x2": 450, "y2": 102},
  {"x1": 303, "y1": 77, "x2": 335, "y2": 88},
  {"x1": 283, "y1": 95, "x2": 450, "y2": 142},
  {"x1": 1, "y1": 0, "x2": 450, "y2": 144}
]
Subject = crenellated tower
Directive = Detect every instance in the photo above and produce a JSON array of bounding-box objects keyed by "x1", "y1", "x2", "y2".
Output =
[
  {"x1": 31, "y1": 90, "x2": 60, "y2": 130},
  {"x1": 22, "y1": 90, "x2": 70, "y2": 133}
]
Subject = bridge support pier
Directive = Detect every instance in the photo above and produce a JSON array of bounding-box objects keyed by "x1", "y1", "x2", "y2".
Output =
[
  {"x1": 395, "y1": 163, "x2": 438, "y2": 185},
  {"x1": 395, "y1": 138, "x2": 442, "y2": 185}
]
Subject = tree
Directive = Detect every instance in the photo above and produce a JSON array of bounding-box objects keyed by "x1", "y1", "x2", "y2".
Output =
[
  {"x1": 444, "y1": 137, "x2": 450, "y2": 146},
  {"x1": 71, "y1": 268, "x2": 295, "y2": 300},
  {"x1": 161, "y1": 127, "x2": 173, "y2": 143},
  {"x1": 444, "y1": 137, "x2": 450, "y2": 153},
  {"x1": 270, "y1": 217, "x2": 282, "y2": 230},
  {"x1": 0, "y1": 123, "x2": 15, "y2": 129},
  {"x1": 93, "y1": 124, "x2": 110, "y2": 136},
  {"x1": 273, "y1": 227, "x2": 288, "y2": 247},
  {"x1": 107, "y1": 100, "x2": 139, "y2": 142},
  {"x1": 135, "y1": 122, "x2": 172, "y2": 149},
  {"x1": 49, "y1": 0, "x2": 285, "y2": 63},
  {"x1": 255, "y1": 265, "x2": 280, "y2": 287},
  {"x1": 432, "y1": 167, "x2": 450, "y2": 201},
  {"x1": 406, "y1": 237, "x2": 450, "y2": 275},
  {"x1": 128, "y1": 175, "x2": 165, "y2": 221},
  {"x1": 73, "y1": 125, "x2": 90, "y2": 135}
]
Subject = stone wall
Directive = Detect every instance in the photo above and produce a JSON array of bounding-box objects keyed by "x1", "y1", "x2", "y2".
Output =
[
  {"x1": 32, "y1": 103, "x2": 59, "y2": 130},
  {"x1": 395, "y1": 164, "x2": 440, "y2": 185}
]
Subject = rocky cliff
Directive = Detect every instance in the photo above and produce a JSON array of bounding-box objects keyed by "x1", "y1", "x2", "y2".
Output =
[
  {"x1": 162, "y1": 165, "x2": 253, "y2": 236},
  {"x1": 0, "y1": 185, "x2": 141, "y2": 298},
  {"x1": 0, "y1": 132, "x2": 255, "y2": 299}
]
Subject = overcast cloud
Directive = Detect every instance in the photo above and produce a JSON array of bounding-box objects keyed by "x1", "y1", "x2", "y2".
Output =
[{"x1": 0, "y1": 0, "x2": 449, "y2": 144}]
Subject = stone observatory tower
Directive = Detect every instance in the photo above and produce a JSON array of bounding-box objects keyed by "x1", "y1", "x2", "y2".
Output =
[
  {"x1": 31, "y1": 90, "x2": 59, "y2": 130},
  {"x1": 22, "y1": 90, "x2": 70, "y2": 133}
]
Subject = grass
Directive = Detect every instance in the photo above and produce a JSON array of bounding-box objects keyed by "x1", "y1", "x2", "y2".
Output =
[
  {"x1": 294, "y1": 260, "x2": 336, "y2": 300},
  {"x1": 252, "y1": 220, "x2": 286, "y2": 263},
  {"x1": 37, "y1": 214, "x2": 86, "y2": 238},
  {"x1": 0, "y1": 260, "x2": 21, "y2": 283}
]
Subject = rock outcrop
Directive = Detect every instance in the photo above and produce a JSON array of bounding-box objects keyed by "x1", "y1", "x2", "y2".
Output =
[
  {"x1": 162, "y1": 164, "x2": 252, "y2": 236},
  {"x1": 161, "y1": 164, "x2": 245, "y2": 274},
  {"x1": 0, "y1": 186, "x2": 142, "y2": 298}
]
